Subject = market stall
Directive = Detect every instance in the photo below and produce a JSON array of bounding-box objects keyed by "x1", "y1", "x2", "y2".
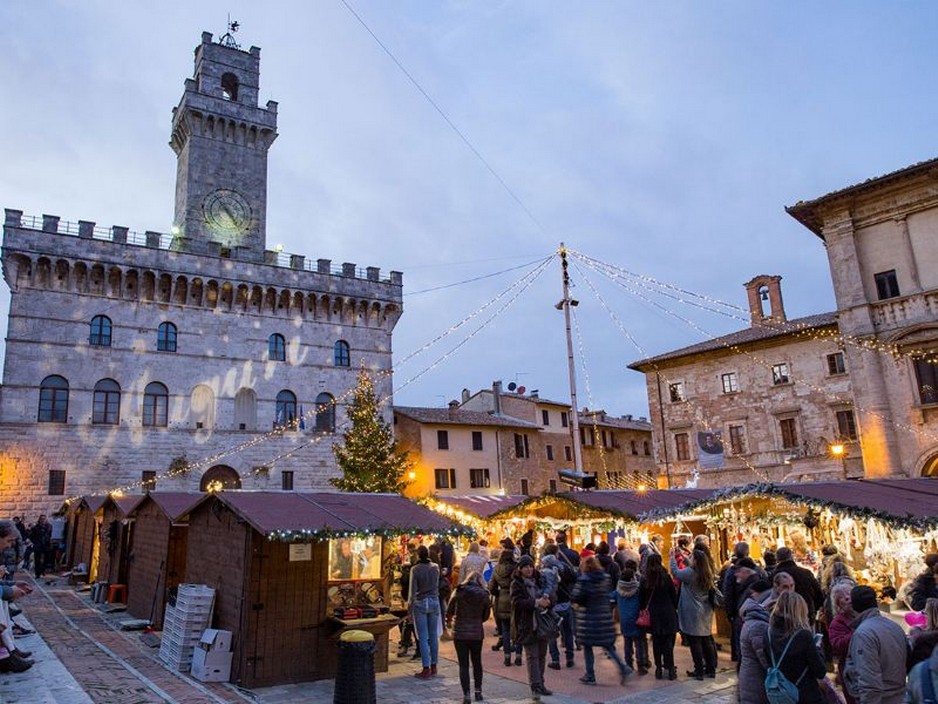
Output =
[
  {"x1": 182, "y1": 491, "x2": 472, "y2": 687},
  {"x1": 63, "y1": 495, "x2": 106, "y2": 578},
  {"x1": 125, "y1": 492, "x2": 202, "y2": 628},
  {"x1": 94, "y1": 494, "x2": 142, "y2": 588}
]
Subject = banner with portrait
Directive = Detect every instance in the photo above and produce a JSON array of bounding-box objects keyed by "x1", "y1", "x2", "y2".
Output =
[{"x1": 697, "y1": 430, "x2": 725, "y2": 469}]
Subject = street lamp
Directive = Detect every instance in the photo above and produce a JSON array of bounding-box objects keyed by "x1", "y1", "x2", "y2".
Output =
[{"x1": 829, "y1": 442, "x2": 847, "y2": 480}]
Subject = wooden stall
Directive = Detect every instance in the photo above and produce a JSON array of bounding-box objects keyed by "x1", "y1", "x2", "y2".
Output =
[
  {"x1": 64, "y1": 495, "x2": 106, "y2": 577},
  {"x1": 182, "y1": 491, "x2": 471, "y2": 688},
  {"x1": 95, "y1": 495, "x2": 143, "y2": 588},
  {"x1": 125, "y1": 492, "x2": 201, "y2": 628}
]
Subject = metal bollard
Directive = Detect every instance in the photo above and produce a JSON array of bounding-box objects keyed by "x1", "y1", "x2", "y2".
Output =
[{"x1": 333, "y1": 629, "x2": 376, "y2": 704}]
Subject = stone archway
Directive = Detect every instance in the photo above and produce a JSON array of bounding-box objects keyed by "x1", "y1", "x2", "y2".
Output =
[
  {"x1": 199, "y1": 464, "x2": 242, "y2": 491},
  {"x1": 922, "y1": 454, "x2": 938, "y2": 478}
]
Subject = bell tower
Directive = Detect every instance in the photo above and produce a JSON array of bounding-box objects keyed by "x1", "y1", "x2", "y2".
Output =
[{"x1": 170, "y1": 30, "x2": 278, "y2": 260}]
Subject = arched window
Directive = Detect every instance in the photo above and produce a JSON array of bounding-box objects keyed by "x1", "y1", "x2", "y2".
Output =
[
  {"x1": 268, "y1": 333, "x2": 286, "y2": 361},
  {"x1": 143, "y1": 382, "x2": 169, "y2": 427},
  {"x1": 38, "y1": 375, "x2": 69, "y2": 423},
  {"x1": 92, "y1": 379, "x2": 121, "y2": 425},
  {"x1": 191, "y1": 384, "x2": 215, "y2": 430},
  {"x1": 157, "y1": 322, "x2": 177, "y2": 352},
  {"x1": 276, "y1": 390, "x2": 297, "y2": 429},
  {"x1": 221, "y1": 73, "x2": 239, "y2": 102},
  {"x1": 315, "y1": 392, "x2": 335, "y2": 433},
  {"x1": 234, "y1": 387, "x2": 257, "y2": 431},
  {"x1": 334, "y1": 340, "x2": 351, "y2": 367},
  {"x1": 89, "y1": 315, "x2": 112, "y2": 346}
]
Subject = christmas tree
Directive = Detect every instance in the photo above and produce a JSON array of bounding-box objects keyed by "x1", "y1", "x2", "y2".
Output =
[{"x1": 331, "y1": 370, "x2": 412, "y2": 493}]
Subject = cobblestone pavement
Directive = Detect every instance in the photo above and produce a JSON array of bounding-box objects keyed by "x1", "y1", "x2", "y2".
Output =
[{"x1": 1, "y1": 573, "x2": 742, "y2": 704}]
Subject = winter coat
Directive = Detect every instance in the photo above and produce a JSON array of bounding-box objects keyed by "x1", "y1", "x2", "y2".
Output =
[
  {"x1": 510, "y1": 568, "x2": 550, "y2": 646},
  {"x1": 639, "y1": 572, "x2": 679, "y2": 636},
  {"x1": 670, "y1": 555, "x2": 714, "y2": 637},
  {"x1": 446, "y1": 581, "x2": 491, "y2": 642},
  {"x1": 844, "y1": 607, "x2": 908, "y2": 704},
  {"x1": 828, "y1": 611, "x2": 856, "y2": 704},
  {"x1": 538, "y1": 554, "x2": 562, "y2": 601},
  {"x1": 459, "y1": 552, "x2": 488, "y2": 582},
  {"x1": 737, "y1": 595, "x2": 771, "y2": 704},
  {"x1": 763, "y1": 625, "x2": 826, "y2": 704},
  {"x1": 571, "y1": 570, "x2": 617, "y2": 648},
  {"x1": 905, "y1": 646, "x2": 938, "y2": 704},
  {"x1": 909, "y1": 629, "x2": 938, "y2": 669},
  {"x1": 552, "y1": 550, "x2": 579, "y2": 604},
  {"x1": 724, "y1": 564, "x2": 767, "y2": 620},
  {"x1": 774, "y1": 559, "x2": 824, "y2": 619},
  {"x1": 29, "y1": 521, "x2": 51, "y2": 551},
  {"x1": 616, "y1": 573, "x2": 641, "y2": 637},
  {"x1": 490, "y1": 557, "x2": 516, "y2": 620},
  {"x1": 639, "y1": 542, "x2": 661, "y2": 575},
  {"x1": 907, "y1": 571, "x2": 938, "y2": 612},
  {"x1": 598, "y1": 553, "x2": 621, "y2": 584}
]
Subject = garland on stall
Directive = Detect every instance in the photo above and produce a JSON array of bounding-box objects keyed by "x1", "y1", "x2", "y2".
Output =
[
  {"x1": 638, "y1": 482, "x2": 938, "y2": 531},
  {"x1": 484, "y1": 492, "x2": 638, "y2": 522},
  {"x1": 266, "y1": 522, "x2": 475, "y2": 543}
]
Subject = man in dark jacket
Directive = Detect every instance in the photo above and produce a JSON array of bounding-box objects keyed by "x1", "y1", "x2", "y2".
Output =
[
  {"x1": 723, "y1": 556, "x2": 764, "y2": 663},
  {"x1": 28, "y1": 515, "x2": 52, "y2": 579},
  {"x1": 774, "y1": 546, "x2": 823, "y2": 623},
  {"x1": 907, "y1": 553, "x2": 938, "y2": 611}
]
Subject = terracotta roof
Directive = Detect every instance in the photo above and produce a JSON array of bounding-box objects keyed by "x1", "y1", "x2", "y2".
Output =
[
  {"x1": 192, "y1": 491, "x2": 471, "y2": 540},
  {"x1": 786, "y1": 156, "x2": 938, "y2": 237},
  {"x1": 135, "y1": 492, "x2": 204, "y2": 522},
  {"x1": 578, "y1": 413, "x2": 651, "y2": 431},
  {"x1": 628, "y1": 312, "x2": 838, "y2": 370},
  {"x1": 433, "y1": 495, "x2": 531, "y2": 518},
  {"x1": 394, "y1": 406, "x2": 540, "y2": 429}
]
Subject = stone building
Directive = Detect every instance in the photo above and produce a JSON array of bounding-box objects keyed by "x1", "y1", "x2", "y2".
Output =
[
  {"x1": 0, "y1": 32, "x2": 402, "y2": 515},
  {"x1": 787, "y1": 158, "x2": 938, "y2": 478},
  {"x1": 629, "y1": 276, "x2": 856, "y2": 489}
]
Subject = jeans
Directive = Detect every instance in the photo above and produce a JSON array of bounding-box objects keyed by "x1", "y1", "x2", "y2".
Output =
[
  {"x1": 548, "y1": 604, "x2": 575, "y2": 664},
  {"x1": 412, "y1": 597, "x2": 440, "y2": 668},
  {"x1": 583, "y1": 643, "x2": 631, "y2": 680},
  {"x1": 454, "y1": 639, "x2": 483, "y2": 695},
  {"x1": 497, "y1": 616, "x2": 521, "y2": 655}
]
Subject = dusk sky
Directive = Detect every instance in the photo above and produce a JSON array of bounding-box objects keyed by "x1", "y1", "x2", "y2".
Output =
[{"x1": 3, "y1": 2, "x2": 938, "y2": 418}]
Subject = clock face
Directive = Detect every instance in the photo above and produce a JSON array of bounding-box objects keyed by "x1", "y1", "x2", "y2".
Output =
[{"x1": 202, "y1": 188, "x2": 252, "y2": 236}]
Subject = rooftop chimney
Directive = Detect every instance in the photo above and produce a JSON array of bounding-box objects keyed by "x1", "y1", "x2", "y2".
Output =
[{"x1": 493, "y1": 381, "x2": 502, "y2": 415}]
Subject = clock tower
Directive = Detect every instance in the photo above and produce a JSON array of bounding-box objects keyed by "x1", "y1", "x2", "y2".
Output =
[{"x1": 170, "y1": 31, "x2": 278, "y2": 260}]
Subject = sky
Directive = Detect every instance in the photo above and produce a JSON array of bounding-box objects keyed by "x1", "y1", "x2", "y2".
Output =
[{"x1": 2, "y1": 1, "x2": 938, "y2": 419}]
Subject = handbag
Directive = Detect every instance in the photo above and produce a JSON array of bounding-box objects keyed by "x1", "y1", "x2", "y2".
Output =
[
  {"x1": 534, "y1": 608, "x2": 561, "y2": 639},
  {"x1": 636, "y1": 585, "x2": 654, "y2": 629}
]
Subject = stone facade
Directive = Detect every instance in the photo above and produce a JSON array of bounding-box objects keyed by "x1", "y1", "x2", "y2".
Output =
[
  {"x1": 787, "y1": 159, "x2": 938, "y2": 479},
  {"x1": 0, "y1": 32, "x2": 403, "y2": 516},
  {"x1": 629, "y1": 277, "x2": 857, "y2": 489}
]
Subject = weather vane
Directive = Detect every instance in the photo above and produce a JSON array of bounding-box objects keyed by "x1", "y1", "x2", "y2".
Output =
[{"x1": 219, "y1": 15, "x2": 241, "y2": 49}]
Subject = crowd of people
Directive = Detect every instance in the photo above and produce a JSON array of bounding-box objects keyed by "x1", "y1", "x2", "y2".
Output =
[
  {"x1": 397, "y1": 531, "x2": 938, "y2": 704},
  {"x1": 0, "y1": 520, "x2": 39, "y2": 674}
]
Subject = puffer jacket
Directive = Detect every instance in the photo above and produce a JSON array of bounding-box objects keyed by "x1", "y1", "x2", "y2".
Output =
[
  {"x1": 737, "y1": 595, "x2": 771, "y2": 704},
  {"x1": 616, "y1": 573, "x2": 641, "y2": 637},
  {"x1": 572, "y1": 570, "x2": 617, "y2": 648},
  {"x1": 670, "y1": 555, "x2": 714, "y2": 637},
  {"x1": 844, "y1": 607, "x2": 908, "y2": 704},
  {"x1": 446, "y1": 580, "x2": 491, "y2": 641},
  {"x1": 490, "y1": 556, "x2": 516, "y2": 620},
  {"x1": 539, "y1": 554, "x2": 561, "y2": 600}
]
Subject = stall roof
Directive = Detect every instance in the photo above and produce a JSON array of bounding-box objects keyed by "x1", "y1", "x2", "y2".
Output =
[
  {"x1": 133, "y1": 492, "x2": 204, "y2": 522},
  {"x1": 638, "y1": 478, "x2": 938, "y2": 530},
  {"x1": 99, "y1": 494, "x2": 144, "y2": 518},
  {"x1": 561, "y1": 488, "x2": 714, "y2": 520},
  {"x1": 434, "y1": 495, "x2": 531, "y2": 518},
  {"x1": 191, "y1": 491, "x2": 474, "y2": 541}
]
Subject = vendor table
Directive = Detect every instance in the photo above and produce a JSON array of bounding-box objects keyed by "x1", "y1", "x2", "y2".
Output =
[{"x1": 328, "y1": 614, "x2": 400, "y2": 672}]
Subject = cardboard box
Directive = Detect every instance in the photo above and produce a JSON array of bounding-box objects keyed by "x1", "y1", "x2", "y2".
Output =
[
  {"x1": 191, "y1": 649, "x2": 232, "y2": 682},
  {"x1": 198, "y1": 628, "x2": 232, "y2": 652}
]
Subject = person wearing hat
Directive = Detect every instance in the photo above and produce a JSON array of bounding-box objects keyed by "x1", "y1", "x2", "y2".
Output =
[
  {"x1": 908, "y1": 553, "x2": 938, "y2": 612},
  {"x1": 843, "y1": 585, "x2": 907, "y2": 704},
  {"x1": 489, "y1": 539, "x2": 521, "y2": 664},
  {"x1": 510, "y1": 554, "x2": 555, "y2": 699}
]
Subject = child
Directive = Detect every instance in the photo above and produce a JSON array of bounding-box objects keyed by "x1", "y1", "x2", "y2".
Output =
[{"x1": 616, "y1": 561, "x2": 649, "y2": 674}]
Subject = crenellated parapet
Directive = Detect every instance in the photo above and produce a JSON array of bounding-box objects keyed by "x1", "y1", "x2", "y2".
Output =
[{"x1": 2, "y1": 209, "x2": 403, "y2": 329}]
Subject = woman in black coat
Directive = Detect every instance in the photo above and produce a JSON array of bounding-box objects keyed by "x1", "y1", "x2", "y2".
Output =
[
  {"x1": 510, "y1": 555, "x2": 554, "y2": 699},
  {"x1": 764, "y1": 591, "x2": 827, "y2": 704},
  {"x1": 447, "y1": 570, "x2": 492, "y2": 704},
  {"x1": 639, "y1": 552, "x2": 679, "y2": 680},
  {"x1": 571, "y1": 555, "x2": 632, "y2": 686}
]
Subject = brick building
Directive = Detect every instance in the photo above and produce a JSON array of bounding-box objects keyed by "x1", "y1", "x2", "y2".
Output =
[{"x1": 0, "y1": 32, "x2": 402, "y2": 515}]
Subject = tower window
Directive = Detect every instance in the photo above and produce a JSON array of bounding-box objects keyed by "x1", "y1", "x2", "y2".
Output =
[
  {"x1": 89, "y1": 315, "x2": 112, "y2": 346},
  {"x1": 334, "y1": 340, "x2": 350, "y2": 367},
  {"x1": 38, "y1": 375, "x2": 69, "y2": 423},
  {"x1": 268, "y1": 333, "x2": 286, "y2": 361},
  {"x1": 874, "y1": 269, "x2": 900, "y2": 300},
  {"x1": 157, "y1": 322, "x2": 178, "y2": 352},
  {"x1": 221, "y1": 72, "x2": 239, "y2": 102}
]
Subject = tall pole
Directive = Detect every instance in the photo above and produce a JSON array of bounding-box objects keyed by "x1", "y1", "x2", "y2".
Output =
[{"x1": 558, "y1": 244, "x2": 584, "y2": 475}]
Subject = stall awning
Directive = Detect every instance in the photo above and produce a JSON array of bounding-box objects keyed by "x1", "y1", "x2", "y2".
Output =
[
  {"x1": 559, "y1": 488, "x2": 714, "y2": 521},
  {"x1": 191, "y1": 491, "x2": 474, "y2": 541},
  {"x1": 637, "y1": 478, "x2": 938, "y2": 530},
  {"x1": 431, "y1": 495, "x2": 531, "y2": 519}
]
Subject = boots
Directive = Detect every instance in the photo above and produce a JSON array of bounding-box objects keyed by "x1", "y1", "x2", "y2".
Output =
[
  {"x1": 430, "y1": 664, "x2": 437, "y2": 676},
  {"x1": 668, "y1": 667, "x2": 678, "y2": 680},
  {"x1": 655, "y1": 666, "x2": 663, "y2": 680},
  {"x1": 0, "y1": 655, "x2": 32, "y2": 673},
  {"x1": 414, "y1": 666, "x2": 432, "y2": 679}
]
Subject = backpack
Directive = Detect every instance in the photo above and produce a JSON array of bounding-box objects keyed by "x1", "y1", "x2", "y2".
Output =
[
  {"x1": 764, "y1": 629, "x2": 807, "y2": 704},
  {"x1": 923, "y1": 659, "x2": 937, "y2": 704}
]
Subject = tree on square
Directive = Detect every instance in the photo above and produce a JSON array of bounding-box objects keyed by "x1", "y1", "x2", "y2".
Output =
[{"x1": 330, "y1": 370, "x2": 412, "y2": 493}]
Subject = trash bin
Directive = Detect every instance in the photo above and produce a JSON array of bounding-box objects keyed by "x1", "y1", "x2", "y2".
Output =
[{"x1": 333, "y1": 629, "x2": 376, "y2": 704}]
